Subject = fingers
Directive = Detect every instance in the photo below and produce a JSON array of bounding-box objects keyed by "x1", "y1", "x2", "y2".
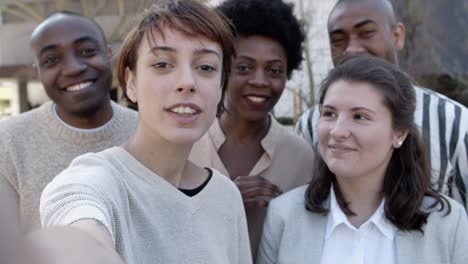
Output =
[
  {"x1": 233, "y1": 176, "x2": 283, "y2": 208},
  {"x1": 234, "y1": 176, "x2": 282, "y2": 193}
]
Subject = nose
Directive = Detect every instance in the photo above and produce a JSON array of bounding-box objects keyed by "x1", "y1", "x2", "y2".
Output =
[
  {"x1": 62, "y1": 53, "x2": 86, "y2": 76},
  {"x1": 329, "y1": 117, "x2": 351, "y2": 139},
  {"x1": 175, "y1": 65, "x2": 196, "y2": 94},
  {"x1": 344, "y1": 37, "x2": 366, "y2": 56},
  {"x1": 247, "y1": 69, "x2": 268, "y2": 87}
]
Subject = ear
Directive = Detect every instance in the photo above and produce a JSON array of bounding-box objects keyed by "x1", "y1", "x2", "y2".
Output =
[
  {"x1": 125, "y1": 67, "x2": 138, "y2": 103},
  {"x1": 393, "y1": 22, "x2": 405, "y2": 51},
  {"x1": 393, "y1": 129, "x2": 409, "y2": 149},
  {"x1": 106, "y1": 46, "x2": 113, "y2": 59},
  {"x1": 32, "y1": 62, "x2": 40, "y2": 79}
]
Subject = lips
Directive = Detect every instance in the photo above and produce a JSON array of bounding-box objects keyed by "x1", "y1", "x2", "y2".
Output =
[
  {"x1": 243, "y1": 94, "x2": 270, "y2": 110},
  {"x1": 246, "y1": 95, "x2": 267, "y2": 103},
  {"x1": 62, "y1": 81, "x2": 94, "y2": 92},
  {"x1": 165, "y1": 103, "x2": 202, "y2": 124},
  {"x1": 328, "y1": 143, "x2": 357, "y2": 153},
  {"x1": 168, "y1": 105, "x2": 200, "y2": 115}
]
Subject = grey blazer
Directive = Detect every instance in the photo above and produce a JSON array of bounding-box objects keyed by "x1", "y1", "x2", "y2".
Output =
[{"x1": 256, "y1": 186, "x2": 468, "y2": 264}]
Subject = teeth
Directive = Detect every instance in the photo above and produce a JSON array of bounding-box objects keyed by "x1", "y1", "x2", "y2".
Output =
[
  {"x1": 247, "y1": 96, "x2": 266, "y2": 103},
  {"x1": 67, "y1": 81, "x2": 93, "y2": 91},
  {"x1": 171, "y1": 106, "x2": 197, "y2": 115}
]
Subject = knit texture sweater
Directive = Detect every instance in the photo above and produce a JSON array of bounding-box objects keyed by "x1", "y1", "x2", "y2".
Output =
[
  {"x1": 0, "y1": 101, "x2": 138, "y2": 231},
  {"x1": 40, "y1": 147, "x2": 252, "y2": 264}
]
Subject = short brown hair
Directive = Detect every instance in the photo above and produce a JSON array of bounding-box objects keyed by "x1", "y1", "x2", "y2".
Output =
[{"x1": 115, "y1": 0, "x2": 236, "y2": 113}]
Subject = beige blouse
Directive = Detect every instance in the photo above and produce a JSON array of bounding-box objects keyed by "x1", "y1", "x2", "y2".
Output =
[{"x1": 189, "y1": 117, "x2": 315, "y2": 258}]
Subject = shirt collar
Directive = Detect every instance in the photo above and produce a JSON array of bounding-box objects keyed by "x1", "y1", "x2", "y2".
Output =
[{"x1": 325, "y1": 186, "x2": 396, "y2": 241}]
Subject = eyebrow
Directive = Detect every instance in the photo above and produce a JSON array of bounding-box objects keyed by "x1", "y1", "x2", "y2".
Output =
[
  {"x1": 329, "y1": 19, "x2": 377, "y2": 35},
  {"x1": 321, "y1": 105, "x2": 376, "y2": 114},
  {"x1": 354, "y1": 19, "x2": 377, "y2": 29},
  {"x1": 237, "y1": 55, "x2": 285, "y2": 64},
  {"x1": 37, "y1": 36, "x2": 100, "y2": 56},
  {"x1": 149, "y1": 46, "x2": 221, "y2": 59}
]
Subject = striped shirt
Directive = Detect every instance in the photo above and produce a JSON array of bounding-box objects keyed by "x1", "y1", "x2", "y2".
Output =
[{"x1": 295, "y1": 86, "x2": 468, "y2": 209}]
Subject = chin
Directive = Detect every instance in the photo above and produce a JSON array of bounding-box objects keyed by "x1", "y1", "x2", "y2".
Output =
[{"x1": 165, "y1": 130, "x2": 206, "y2": 145}]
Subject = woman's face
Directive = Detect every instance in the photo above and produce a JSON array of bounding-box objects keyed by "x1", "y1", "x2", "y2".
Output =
[
  {"x1": 317, "y1": 80, "x2": 405, "y2": 184},
  {"x1": 126, "y1": 27, "x2": 223, "y2": 145},
  {"x1": 225, "y1": 35, "x2": 287, "y2": 122}
]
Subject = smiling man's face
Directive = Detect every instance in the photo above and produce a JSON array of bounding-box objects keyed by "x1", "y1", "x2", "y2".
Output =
[{"x1": 31, "y1": 14, "x2": 112, "y2": 119}]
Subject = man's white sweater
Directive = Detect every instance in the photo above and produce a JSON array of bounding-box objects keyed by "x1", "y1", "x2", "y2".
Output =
[{"x1": 0, "y1": 101, "x2": 138, "y2": 230}]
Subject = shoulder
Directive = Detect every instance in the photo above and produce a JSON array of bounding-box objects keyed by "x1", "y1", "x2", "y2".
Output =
[
  {"x1": 210, "y1": 169, "x2": 240, "y2": 195},
  {"x1": 110, "y1": 102, "x2": 138, "y2": 125},
  {"x1": 44, "y1": 148, "x2": 123, "y2": 194},
  {"x1": 0, "y1": 104, "x2": 48, "y2": 135},
  {"x1": 415, "y1": 85, "x2": 468, "y2": 113},
  {"x1": 424, "y1": 195, "x2": 466, "y2": 224},
  {"x1": 277, "y1": 125, "x2": 312, "y2": 152},
  {"x1": 274, "y1": 122, "x2": 314, "y2": 154},
  {"x1": 297, "y1": 106, "x2": 319, "y2": 121},
  {"x1": 269, "y1": 185, "x2": 308, "y2": 218}
]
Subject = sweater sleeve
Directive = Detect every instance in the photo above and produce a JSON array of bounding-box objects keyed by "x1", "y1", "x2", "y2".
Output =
[
  {"x1": 256, "y1": 200, "x2": 284, "y2": 264},
  {"x1": 0, "y1": 131, "x2": 20, "y2": 226},
  {"x1": 39, "y1": 154, "x2": 117, "y2": 242}
]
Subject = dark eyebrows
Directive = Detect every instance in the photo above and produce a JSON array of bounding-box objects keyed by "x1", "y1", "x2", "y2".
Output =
[
  {"x1": 329, "y1": 19, "x2": 377, "y2": 36},
  {"x1": 320, "y1": 105, "x2": 376, "y2": 114},
  {"x1": 194, "y1": 48, "x2": 221, "y2": 59},
  {"x1": 148, "y1": 46, "x2": 221, "y2": 59},
  {"x1": 149, "y1": 46, "x2": 175, "y2": 55},
  {"x1": 321, "y1": 105, "x2": 336, "y2": 110},
  {"x1": 236, "y1": 55, "x2": 285, "y2": 65},
  {"x1": 74, "y1": 36, "x2": 101, "y2": 46},
  {"x1": 37, "y1": 36, "x2": 100, "y2": 57},
  {"x1": 38, "y1": 44, "x2": 58, "y2": 56},
  {"x1": 354, "y1": 19, "x2": 377, "y2": 29},
  {"x1": 351, "y1": 107, "x2": 376, "y2": 115}
]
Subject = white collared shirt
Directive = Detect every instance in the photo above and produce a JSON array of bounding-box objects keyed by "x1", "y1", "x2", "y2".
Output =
[{"x1": 320, "y1": 187, "x2": 397, "y2": 264}]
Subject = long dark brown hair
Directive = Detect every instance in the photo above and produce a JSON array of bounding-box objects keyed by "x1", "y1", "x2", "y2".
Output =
[{"x1": 305, "y1": 55, "x2": 450, "y2": 232}]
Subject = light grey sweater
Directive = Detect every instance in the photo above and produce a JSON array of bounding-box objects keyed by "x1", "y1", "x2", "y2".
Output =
[
  {"x1": 0, "y1": 101, "x2": 138, "y2": 231},
  {"x1": 257, "y1": 185, "x2": 468, "y2": 264},
  {"x1": 40, "y1": 147, "x2": 252, "y2": 264}
]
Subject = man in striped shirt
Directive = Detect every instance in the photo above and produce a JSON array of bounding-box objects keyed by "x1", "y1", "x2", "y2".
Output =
[{"x1": 296, "y1": 0, "x2": 468, "y2": 209}]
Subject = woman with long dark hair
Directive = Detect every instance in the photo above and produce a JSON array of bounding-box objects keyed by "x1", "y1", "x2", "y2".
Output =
[{"x1": 257, "y1": 56, "x2": 468, "y2": 264}]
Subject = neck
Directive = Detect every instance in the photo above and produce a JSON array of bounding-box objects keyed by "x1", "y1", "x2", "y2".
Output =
[
  {"x1": 219, "y1": 112, "x2": 270, "y2": 140},
  {"x1": 123, "y1": 123, "x2": 192, "y2": 187},
  {"x1": 55, "y1": 100, "x2": 113, "y2": 129},
  {"x1": 336, "y1": 175, "x2": 384, "y2": 227}
]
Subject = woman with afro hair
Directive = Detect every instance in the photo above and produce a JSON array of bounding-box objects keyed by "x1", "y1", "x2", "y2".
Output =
[{"x1": 189, "y1": 0, "x2": 314, "y2": 258}]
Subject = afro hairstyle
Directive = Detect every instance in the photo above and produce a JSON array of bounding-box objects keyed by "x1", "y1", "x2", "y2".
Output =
[{"x1": 217, "y1": 0, "x2": 305, "y2": 79}]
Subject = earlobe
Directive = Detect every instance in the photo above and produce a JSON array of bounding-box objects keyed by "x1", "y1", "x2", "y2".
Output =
[
  {"x1": 394, "y1": 22, "x2": 405, "y2": 51},
  {"x1": 107, "y1": 46, "x2": 113, "y2": 59},
  {"x1": 393, "y1": 130, "x2": 409, "y2": 148},
  {"x1": 125, "y1": 68, "x2": 137, "y2": 103}
]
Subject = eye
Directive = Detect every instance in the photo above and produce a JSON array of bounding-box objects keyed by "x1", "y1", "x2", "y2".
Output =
[
  {"x1": 41, "y1": 55, "x2": 60, "y2": 67},
  {"x1": 152, "y1": 62, "x2": 172, "y2": 69},
  {"x1": 197, "y1": 64, "x2": 217, "y2": 72},
  {"x1": 330, "y1": 34, "x2": 347, "y2": 47},
  {"x1": 354, "y1": 113, "x2": 369, "y2": 120},
  {"x1": 236, "y1": 63, "x2": 253, "y2": 73},
  {"x1": 321, "y1": 110, "x2": 337, "y2": 118},
  {"x1": 79, "y1": 47, "x2": 97, "y2": 57},
  {"x1": 270, "y1": 67, "x2": 285, "y2": 76},
  {"x1": 360, "y1": 30, "x2": 376, "y2": 39}
]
